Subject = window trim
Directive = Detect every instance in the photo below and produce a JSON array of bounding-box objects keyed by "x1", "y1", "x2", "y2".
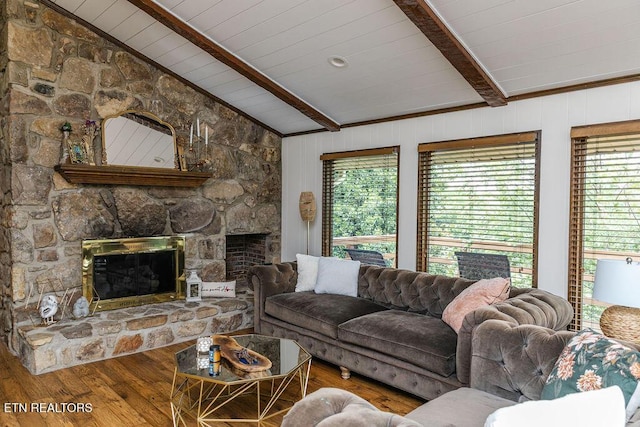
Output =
[
  {"x1": 320, "y1": 146, "x2": 400, "y2": 260},
  {"x1": 568, "y1": 119, "x2": 640, "y2": 330},
  {"x1": 416, "y1": 131, "x2": 541, "y2": 286}
]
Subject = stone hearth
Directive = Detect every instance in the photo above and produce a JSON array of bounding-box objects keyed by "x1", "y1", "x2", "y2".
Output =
[{"x1": 15, "y1": 296, "x2": 252, "y2": 375}]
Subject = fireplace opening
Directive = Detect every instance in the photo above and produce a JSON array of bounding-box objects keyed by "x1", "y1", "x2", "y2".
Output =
[
  {"x1": 82, "y1": 236, "x2": 185, "y2": 312},
  {"x1": 225, "y1": 234, "x2": 268, "y2": 288},
  {"x1": 93, "y1": 251, "x2": 176, "y2": 299}
]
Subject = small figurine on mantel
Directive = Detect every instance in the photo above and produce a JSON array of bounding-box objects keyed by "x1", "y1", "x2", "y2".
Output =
[
  {"x1": 81, "y1": 120, "x2": 99, "y2": 165},
  {"x1": 39, "y1": 294, "x2": 59, "y2": 325},
  {"x1": 60, "y1": 121, "x2": 89, "y2": 165},
  {"x1": 72, "y1": 296, "x2": 90, "y2": 319},
  {"x1": 60, "y1": 121, "x2": 73, "y2": 164}
]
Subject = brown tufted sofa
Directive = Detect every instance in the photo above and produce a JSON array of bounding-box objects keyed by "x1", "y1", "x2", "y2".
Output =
[
  {"x1": 282, "y1": 320, "x2": 640, "y2": 426},
  {"x1": 248, "y1": 262, "x2": 573, "y2": 401}
]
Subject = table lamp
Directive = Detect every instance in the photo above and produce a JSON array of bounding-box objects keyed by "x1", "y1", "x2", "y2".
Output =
[{"x1": 593, "y1": 258, "x2": 640, "y2": 343}]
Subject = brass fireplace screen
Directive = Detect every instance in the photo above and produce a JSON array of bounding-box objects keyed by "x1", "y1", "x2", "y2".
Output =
[{"x1": 82, "y1": 236, "x2": 185, "y2": 312}]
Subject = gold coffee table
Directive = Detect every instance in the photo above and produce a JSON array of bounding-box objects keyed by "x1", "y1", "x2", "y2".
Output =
[{"x1": 170, "y1": 334, "x2": 312, "y2": 426}]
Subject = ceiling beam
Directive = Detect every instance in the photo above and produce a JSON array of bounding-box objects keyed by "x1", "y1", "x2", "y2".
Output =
[
  {"x1": 127, "y1": 0, "x2": 340, "y2": 132},
  {"x1": 394, "y1": 0, "x2": 507, "y2": 107}
]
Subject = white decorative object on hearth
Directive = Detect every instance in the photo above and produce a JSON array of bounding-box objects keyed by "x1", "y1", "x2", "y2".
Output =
[
  {"x1": 72, "y1": 296, "x2": 90, "y2": 319},
  {"x1": 201, "y1": 281, "x2": 236, "y2": 298},
  {"x1": 186, "y1": 270, "x2": 203, "y2": 302},
  {"x1": 39, "y1": 294, "x2": 59, "y2": 325}
]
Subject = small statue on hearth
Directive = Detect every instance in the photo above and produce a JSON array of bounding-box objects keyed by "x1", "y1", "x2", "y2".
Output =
[
  {"x1": 39, "y1": 294, "x2": 59, "y2": 325},
  {"x1": 72, "y1": 296, "x2": 90, "y2": 319}
]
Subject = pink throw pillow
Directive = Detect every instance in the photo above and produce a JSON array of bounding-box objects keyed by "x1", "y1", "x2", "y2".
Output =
[{"x1": 442, "y1": 277, "x2": 511, "y2": 333}]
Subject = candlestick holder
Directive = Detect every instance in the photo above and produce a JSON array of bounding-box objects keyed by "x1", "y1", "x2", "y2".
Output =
[{"x1": 187, "y1": 119, "x2": 212, "y2": 171}]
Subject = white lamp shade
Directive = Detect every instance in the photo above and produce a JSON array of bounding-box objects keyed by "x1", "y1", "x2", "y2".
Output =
[{"x1": 593, "y1": 259, "x2": 640, "y2": 308}]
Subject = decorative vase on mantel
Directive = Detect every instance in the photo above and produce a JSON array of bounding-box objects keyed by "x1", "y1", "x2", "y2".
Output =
[
  {"x1": 60, "y1": 122, "x2": 72, "y2": 164},
  {"x1": 81, "y1": 120, "x2": 99, "y2": 165}
]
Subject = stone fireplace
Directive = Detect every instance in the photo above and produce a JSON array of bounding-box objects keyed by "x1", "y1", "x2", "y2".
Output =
[{"x1": 0, "y1": 1, "x2": 282, "y2": 374}]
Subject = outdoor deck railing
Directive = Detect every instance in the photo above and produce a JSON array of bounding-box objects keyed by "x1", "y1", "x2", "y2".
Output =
[
  {"x1": 333, "y1": 234, "x2": 639, "y2": 280},
  {"x1": 334, "y1": 234, "x2": 639, "y2": 331}
]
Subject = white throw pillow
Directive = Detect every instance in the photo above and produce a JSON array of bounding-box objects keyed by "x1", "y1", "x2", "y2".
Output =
[
  {"x1": 314, "y1": 257, "x2": 361, "y2": 297},
  {"x1": 295, "y1": 254, "x2": 320, "y2": 292},
  {"x1": 484, "y1": 386, "x2": 626, "y2": 427}
]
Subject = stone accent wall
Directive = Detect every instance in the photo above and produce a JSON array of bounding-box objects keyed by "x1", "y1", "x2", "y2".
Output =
[
  {"x1": 0, "y1": 0, "x2": 282, "y2": 371},
  {"x1": 1, "y1": 2, "x2": 12, "y2": 342}
]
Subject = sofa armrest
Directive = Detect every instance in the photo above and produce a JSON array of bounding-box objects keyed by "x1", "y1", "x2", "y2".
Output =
[
  {"x1": 456, "y1": 288, "x2": 573, "y2": 384},
  {"x1": 247, "y1": 262, "x2": 297, "y2": 333},
  {"x1": 282, "y1": 387, "x2": 422, "y2": 427},
  {"x1": 469, "y1": 319, "x2": 574, "y2": 402}
]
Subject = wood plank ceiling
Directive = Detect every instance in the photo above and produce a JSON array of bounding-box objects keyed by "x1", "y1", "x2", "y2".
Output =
[{"x1": 46, "y1": 0, "x2": 640, "y2": 136}]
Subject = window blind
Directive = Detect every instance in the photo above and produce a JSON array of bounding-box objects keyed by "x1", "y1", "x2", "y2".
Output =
[
  {"x1": 417, "y1": 132, "x2": 540, "y2": 287},
  {"x1": 568, "y1": 121, "x2": 640, "y2": 330},
  {"x1": 321, "y1": 147, "x2": 399, "y2": 261}
]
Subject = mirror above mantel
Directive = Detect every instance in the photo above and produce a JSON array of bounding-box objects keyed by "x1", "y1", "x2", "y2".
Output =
[
  {"x1": 103, "y1": 111, "x2": 179, "y2": 169},
  {"x1": 55, "y1": 110, "x2": 210, "y2": 188}
]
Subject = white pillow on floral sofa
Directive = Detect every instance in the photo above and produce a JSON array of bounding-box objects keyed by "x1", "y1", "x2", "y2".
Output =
[{"x1": 485, "y1": 386, "x2": 625, "y2": 427}]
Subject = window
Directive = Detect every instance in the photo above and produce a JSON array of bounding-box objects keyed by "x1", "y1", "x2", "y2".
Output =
[
  {"x1": 568, "y1": 120, "x2": 640, "y2": 331},
  {"x1": 321, "y1": 147, "x2": 399, "y2": 265},
  {"x1": 417, "y1": 132, "x2": 540, "y2": 287}
]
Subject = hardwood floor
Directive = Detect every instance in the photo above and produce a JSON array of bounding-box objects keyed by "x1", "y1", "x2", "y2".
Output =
[{"x1": 0, "y1": 339, "x2": 424, "y2": 426}]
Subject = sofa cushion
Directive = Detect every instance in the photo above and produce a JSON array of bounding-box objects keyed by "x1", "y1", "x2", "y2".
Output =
[
  {"x1": 541, "y1": 328, "x2": 640, "y2": 420},
  {"x1": 405, "y1": 387, "x2": 516, "y2": 427},
  {"x1": 358, "y1": 266, "x2": 477, "y2": 315},
  {"x1": 315, "y1": 257, "x2": 361, "y2": 297},
  {"x1": 442, "y1": 277, "x2": 510, "y2": 333},
  {"x1": 338, "y1": 310, "x2": 458, "y2": 376},
  {"x1": 282, "y1": 387, "x2": 422, "y2": 427},
  {"x1": 486, "y1": 386, "x2": 626, "y2": 427},
  {"x1": 295, "y1": 253, "x2": 319, "y2": 292},
  {"x1": 265, "y1": 292, "x2": 387, "y2": 339}
]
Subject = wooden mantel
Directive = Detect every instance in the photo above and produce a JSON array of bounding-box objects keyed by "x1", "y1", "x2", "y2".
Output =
[{"x1": 55, "y1": 164, "x2": 211, "y2": 187}]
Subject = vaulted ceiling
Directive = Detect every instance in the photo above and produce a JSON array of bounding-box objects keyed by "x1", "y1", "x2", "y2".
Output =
[{"x1": 45, "y1": 0, "x2": 640, "y2": 136}]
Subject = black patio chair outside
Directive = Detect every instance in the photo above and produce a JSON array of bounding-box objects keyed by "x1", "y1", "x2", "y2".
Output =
[
  {"x1": 454, "y1": 251, "x2": 511, "y2": 281},
  {"x1": 345, "y1": 249, "x2": 387, "y2": 267}
]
